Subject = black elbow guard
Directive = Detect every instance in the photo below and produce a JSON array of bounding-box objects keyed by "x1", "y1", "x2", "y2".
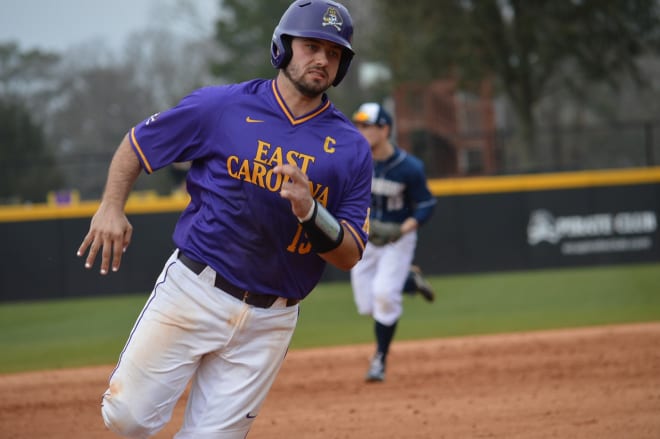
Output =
[{"x1": 299, "y1": 200, "x2": 344, "y2": 253}]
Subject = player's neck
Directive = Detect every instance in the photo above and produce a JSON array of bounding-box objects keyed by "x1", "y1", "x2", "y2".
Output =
[
  {"x1": 372, "y1": 140, "x2": 395, "y2": 162},
  {"x1": 275, "y1": 74, "x2": 324, "y2": 118}
]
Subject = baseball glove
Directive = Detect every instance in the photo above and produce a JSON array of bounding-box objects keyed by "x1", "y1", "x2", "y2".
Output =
[{"x1": 368, "y1": 220, "x2": 402, "y2": 246}]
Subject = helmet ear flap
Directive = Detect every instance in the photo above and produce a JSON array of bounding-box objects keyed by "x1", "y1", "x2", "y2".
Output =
[
  {"x1": 271, "y1": 35, "x2": 293, "y2": 69},
  {"x1": 334, "y1": 49, "x2": 354, "y2": 86}
]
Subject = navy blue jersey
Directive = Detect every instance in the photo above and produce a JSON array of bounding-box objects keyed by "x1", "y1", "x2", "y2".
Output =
[
  {"x1": 370, "y1": 147, "x2": 435, "y2": 224},
  {"x1": 129, "y1": 79, "x2": 372, "y2": 299}
]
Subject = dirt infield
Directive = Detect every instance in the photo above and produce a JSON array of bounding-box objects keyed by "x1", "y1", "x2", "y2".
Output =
[{"x1": 1, "y1": 322, "x2": 659, "y2": 439}]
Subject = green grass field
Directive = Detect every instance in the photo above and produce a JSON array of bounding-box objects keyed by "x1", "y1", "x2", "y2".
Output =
[{"x1": 1, "y1": 262, "x2": 658, "y2": 374}]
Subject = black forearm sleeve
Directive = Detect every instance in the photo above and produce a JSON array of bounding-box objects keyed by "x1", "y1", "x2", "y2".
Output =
[{"x1": 300, "y1": 200, "x2": 344, "y2": 253}]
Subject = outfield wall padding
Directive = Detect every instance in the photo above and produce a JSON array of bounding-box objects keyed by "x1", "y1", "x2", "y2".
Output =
[{"x1": 2, "y1": 168, "x2": 659, "y2": 301}]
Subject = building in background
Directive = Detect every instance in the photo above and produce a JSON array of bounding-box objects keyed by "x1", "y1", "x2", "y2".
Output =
[{"x1": 393, "y1": 79, "x2": 496, "y2": 177}]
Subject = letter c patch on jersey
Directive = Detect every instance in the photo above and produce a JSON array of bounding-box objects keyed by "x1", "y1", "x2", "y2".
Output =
[{"x1": 323, "y1": 136, "x2": 336, "y2": 153}]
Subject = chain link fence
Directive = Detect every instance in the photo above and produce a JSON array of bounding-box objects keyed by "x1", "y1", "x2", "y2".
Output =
[{"x1": 409, "y1": 119, "x2": 660, "y2": 178}]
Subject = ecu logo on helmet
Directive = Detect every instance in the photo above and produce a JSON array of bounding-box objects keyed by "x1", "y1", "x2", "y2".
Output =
[{"x1": 322, "y1": 7, "x2": 343, "y2": 32}]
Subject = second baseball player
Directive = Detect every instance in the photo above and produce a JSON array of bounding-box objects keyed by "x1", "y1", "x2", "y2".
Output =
[{"x1": 350, "y1": 102, "x2": 437, "y2": 382}]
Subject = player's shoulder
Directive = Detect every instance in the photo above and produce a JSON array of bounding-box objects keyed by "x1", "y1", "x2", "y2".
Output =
[
  {"x1": 189, "y1": 79, "x2": 269, "y2": 100},
  {"x1": 403, "y1": 150, "x2": 424, "y2": 167},
  {"x1": 326, "y1": 106, "x2": 368, "y2": 141},
  {"x1": 224, "y1": 78, "x2": 271, "y2": 95},
  {"x1": 177, "y1": 79, "x2": 270, "y2": 118},
  {"x1": 397, "y1": 148, "x2": 426, "y2": 173},
  {"x1": 326, "y1": 105, "x2": 353, "y2": 125}
]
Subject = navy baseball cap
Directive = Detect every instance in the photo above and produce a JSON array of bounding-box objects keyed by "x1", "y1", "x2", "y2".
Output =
[{"x1": 352, "y1": 102, "x2": 392, "y2": 126}]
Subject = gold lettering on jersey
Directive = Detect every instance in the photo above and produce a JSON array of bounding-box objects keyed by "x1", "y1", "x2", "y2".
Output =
[
  {"x1": 234, "y1": 158, "x2": 251, "y2": 181},
  {"x1": 323, "y1": 136, "x2": 336, "y2": 153},
  {"x1": 227, "y1": 155, "x2": 329, "y2": 205},
  {"x1": 254, "y1": 140, "x2": 315, "y2": 172},
  {"x1": 227, "y1": 140, "x2": 340, "y2": 255},
  {"x1": 254, "y1": 140, "x2": 271, "y2": 164},
  {"x1": 252, "y1": 162, "x2": 275, "y2": 189},
  {"x1": 299, "y1": 239, "x2": 312, "y2": 254},
  {"x1": 287, "y1": 226, "x2": 312, "y2": 255},
  {"x1": 288, "y1": 150, "x2": 316, "y2": 172},
  {"x1": 311, "y1": 184, "x2": 329, "y2": 206}
]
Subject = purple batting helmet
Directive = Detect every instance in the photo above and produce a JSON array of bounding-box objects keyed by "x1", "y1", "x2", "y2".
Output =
[{"x1": 271, "y1": 0, "x2": 355, "y2": 86}]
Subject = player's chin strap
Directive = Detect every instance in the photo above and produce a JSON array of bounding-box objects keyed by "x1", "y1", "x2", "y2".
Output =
[{"x1": 298, "y1": 200, "x2": 344, "y2": 253}]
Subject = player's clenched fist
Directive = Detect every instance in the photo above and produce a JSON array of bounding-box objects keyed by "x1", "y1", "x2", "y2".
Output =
[{"x1": 77, "y1": 203, "x2": 133, "y2": 275}]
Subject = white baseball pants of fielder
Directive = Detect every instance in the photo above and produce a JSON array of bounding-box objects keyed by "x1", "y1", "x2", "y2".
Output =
[
  {"x1": 101, "y1": 250, "x2": 299, "y2": 439},
  {"x1": 350, "y1": 231, "x2": 417, "y2": 326}
]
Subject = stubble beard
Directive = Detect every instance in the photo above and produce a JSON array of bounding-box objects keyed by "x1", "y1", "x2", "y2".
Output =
[{"x1": 283, "y1": 63, "x2": 331, "y2": 99}]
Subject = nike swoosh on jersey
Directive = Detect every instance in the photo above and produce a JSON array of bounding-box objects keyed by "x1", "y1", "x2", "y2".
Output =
[
  {"x1": 246, "y1": 412, "x2": 258, "y2": 419},
  {"x1": 245, "y1": 116, "x2": 264, "y2": 123}
]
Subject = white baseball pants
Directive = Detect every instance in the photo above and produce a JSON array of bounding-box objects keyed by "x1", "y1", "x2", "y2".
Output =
[
  {"x1": 350, "y1": 231, "x2": 417, "y2": 326},
  {"x1": 101, "y1": 250, "x2": 299, "y2": 438}
]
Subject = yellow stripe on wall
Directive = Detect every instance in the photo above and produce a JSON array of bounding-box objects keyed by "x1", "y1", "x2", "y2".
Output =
[
  {"x1": 0, "y1": 194, "x2": 190, "y2": 223},
  {"x1": 428, "y1": 166, "x2": 660, "y2": 196},
  {"x1": 1, "y1": 167, "x2": 659, "y2": 223}
]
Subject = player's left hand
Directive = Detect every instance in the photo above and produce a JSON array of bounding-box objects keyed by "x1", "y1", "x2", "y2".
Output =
[{"x1": 273, "y1": 164, "x2": 314, "y2": 219}]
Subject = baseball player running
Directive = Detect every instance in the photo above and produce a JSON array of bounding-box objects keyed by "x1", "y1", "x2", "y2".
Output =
[
  {"x1": 350, "y1": 102, "x2": 436, "y2": 382},
  {"x1": 77, "y1": 1, "x2": 371, "y2": 437}
]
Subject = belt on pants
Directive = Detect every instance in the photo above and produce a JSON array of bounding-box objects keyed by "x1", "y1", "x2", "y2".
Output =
[{"x1": 177, "y1": 251, "x2": 299, "y2": 308}]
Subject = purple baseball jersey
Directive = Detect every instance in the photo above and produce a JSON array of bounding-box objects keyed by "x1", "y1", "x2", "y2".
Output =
[{"x1": 129, "y1": 79, "x2": 372, "y2": 300}]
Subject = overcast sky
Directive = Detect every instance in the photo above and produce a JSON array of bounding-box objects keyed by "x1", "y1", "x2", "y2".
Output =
[{"x1": 0, "y1": 0, "x2": 218, "y2": 52}]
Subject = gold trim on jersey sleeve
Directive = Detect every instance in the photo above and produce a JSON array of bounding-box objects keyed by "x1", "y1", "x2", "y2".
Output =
[
  {"x1": 342, "y1": 220, "x2": 366, "y2": 253},
  {"x1": 130, "y1": 127, "x2": 154, "y2": 174}
]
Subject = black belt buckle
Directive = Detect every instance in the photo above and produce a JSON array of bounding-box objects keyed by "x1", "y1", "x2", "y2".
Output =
[{"x1": 241, "y1": 291, "x2": 277, "y2": 308}]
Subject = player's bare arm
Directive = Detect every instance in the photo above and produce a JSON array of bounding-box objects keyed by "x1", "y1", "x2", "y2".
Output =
[
  {"x1": 275, "y1": 164, "x2": 361, "y2": 270},
  {"x1": 400, "y1": 217, "x2": 419, "y2": 235},
  {"x1": 77, "y1": 134, "x2": 140, "y2": 274},
  {"x1": 318, "y1": 226, "x2": 362, "y2": 270}
]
